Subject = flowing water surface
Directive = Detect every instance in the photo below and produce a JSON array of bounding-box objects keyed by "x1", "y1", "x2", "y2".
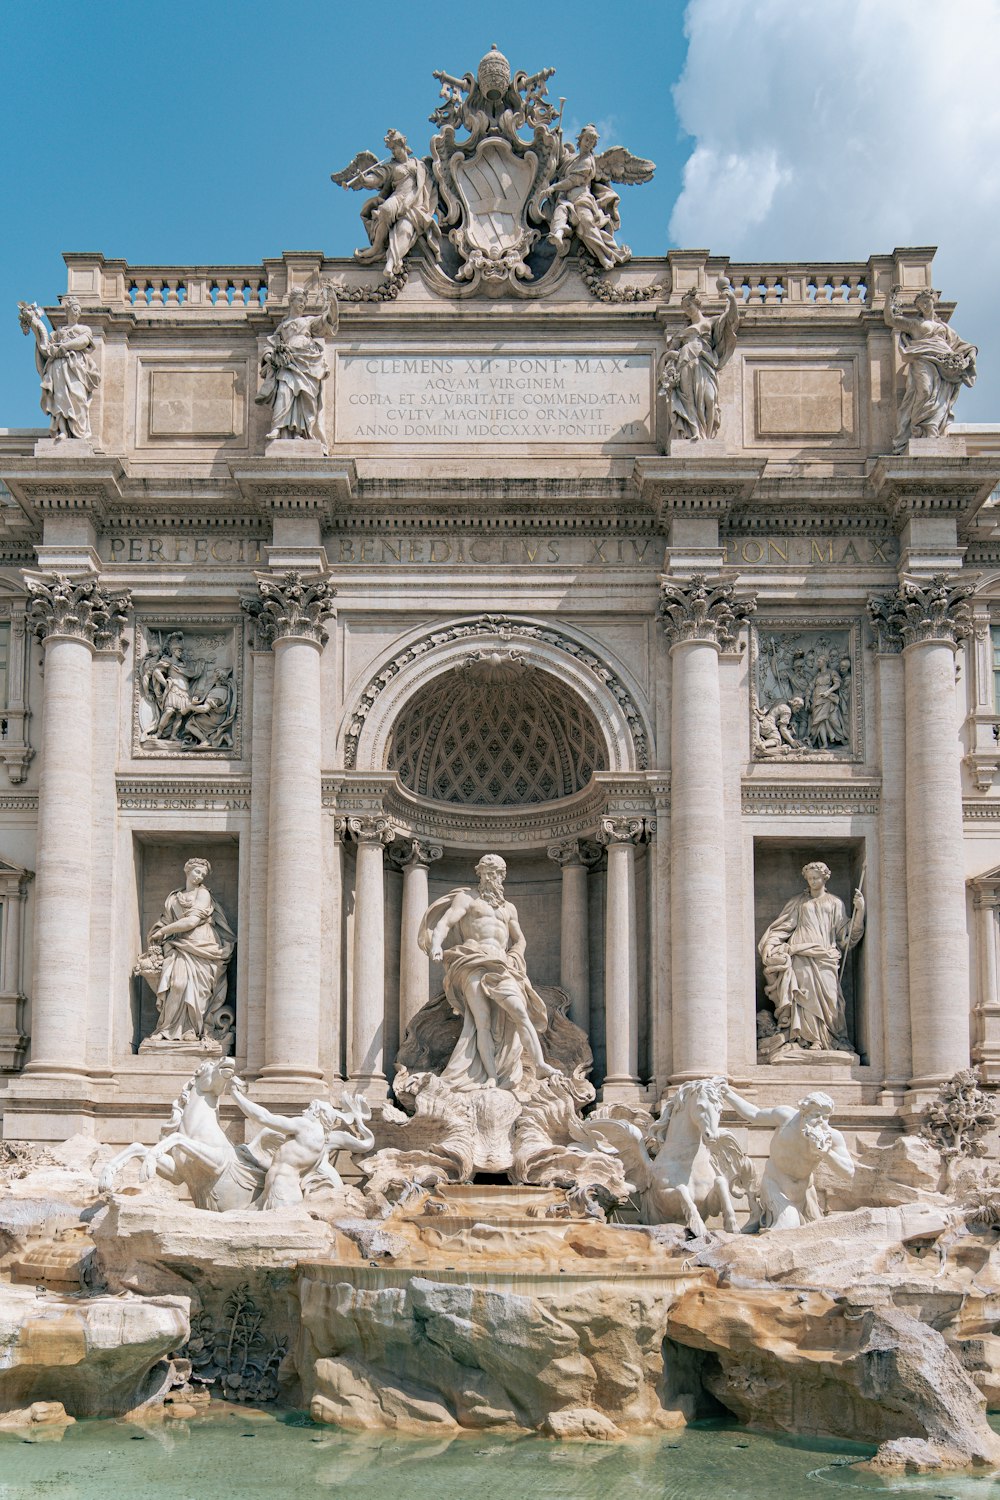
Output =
[{"x1": 1, "y1": 1410, "x2": 998, "y2": 1500}]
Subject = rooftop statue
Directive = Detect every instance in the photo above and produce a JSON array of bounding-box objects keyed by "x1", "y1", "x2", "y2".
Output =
[
  {"x1": 658, "y1": 278, "x2": 740, "y2": 441},
  {"x1": 255, "y1": 280, "x2": 339, "y2": 445},
  {"x1": 17, "y1": 295, "x2": 100, "y2": 441},
  {"x1": 332, "y1": 45, "x2": 654, "y2": 296},
  {"x1": 884, "y1": 286, "x2": 977, "y2": 451},
  {"x1": 331, "y1": 129, "x2": 441, "y2": 280}
]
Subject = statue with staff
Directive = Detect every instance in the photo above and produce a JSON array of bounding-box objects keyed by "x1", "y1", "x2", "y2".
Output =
[{"x1": 758, "y1": 860, "x2": 865, "y2": 1052}]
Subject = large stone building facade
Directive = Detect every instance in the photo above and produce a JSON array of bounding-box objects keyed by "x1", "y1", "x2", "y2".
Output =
[{"x1": 1, "y1": 50, "x2": 997, "y2": 1152}]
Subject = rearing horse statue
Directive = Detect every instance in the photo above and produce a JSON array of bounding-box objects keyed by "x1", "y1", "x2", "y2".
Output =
[
  {"x1": 98, "y1": 1057, "x2": 264, "y2": 1211},
  {"x1": 578, "y1": 1076, "x2": 759, "y2": 1235}
]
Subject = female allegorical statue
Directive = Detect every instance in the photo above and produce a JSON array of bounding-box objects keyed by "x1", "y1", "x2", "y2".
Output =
[
  {"x1": 884, "y1": 287, "x2": 977, "y2": 451},
  {"x1": 255, "y1": 282, "x2": 339, "y2": 443},
  {"x1": 139, "y1": 858, "x2": 236, "y2": 1045},
  {"x1": 658, "y1": 278, "x2": 740, "y2": 441},
  {"x1": 18, "y1": 296, "x2": 100, "y2": 440},
  {"x1": 332, "y1": 129, "x2": 441, "y2": 280},
  {"x1": 758, "y1": 861, "x2": 864, "y2": 1052}
]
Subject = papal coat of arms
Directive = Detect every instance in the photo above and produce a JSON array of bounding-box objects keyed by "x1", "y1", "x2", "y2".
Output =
[{"x1": 331, "y1": 44, "x2": 654, "y2": 297}]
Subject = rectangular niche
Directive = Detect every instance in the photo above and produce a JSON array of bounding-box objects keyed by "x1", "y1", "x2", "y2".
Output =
[
  {"x1": 750, "y1": 618, "x2": 863, "y2": 763},
  {"x1": 131, "y1": 834, "x2": 239, "y2": 1053},
  {"x1": 132, "y1": 616, "x2": 244, "y2": 759},
  {"x1": 752, "y1": 839, "x2": 867, "y2": 1064}
]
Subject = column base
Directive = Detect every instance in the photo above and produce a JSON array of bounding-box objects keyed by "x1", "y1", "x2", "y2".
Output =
[
  {"x1": 347, "y1": 1072, "x2": 390, "y2": 1101},
  {"x1": 599, "y1": 1076, "x2": 648, "y2": 1107},
  {"x1": 1, "y1": 1071, "x2": 103, "y2": 1142}
]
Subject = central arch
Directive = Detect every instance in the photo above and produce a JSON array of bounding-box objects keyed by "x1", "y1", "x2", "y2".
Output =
[{"x1": 342, "y1": 613, "x2": 651, "y2": 779}]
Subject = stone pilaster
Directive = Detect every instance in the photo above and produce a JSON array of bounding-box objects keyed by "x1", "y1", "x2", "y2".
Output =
[
  {"x1": 658, "y1": 573, "x2": 755, "y2": 1082},
  {"x1": 546, "y1": 839, "x2": 598, "y2": 1034},
  {"x1": 389, "y1": 837, "x2": 443, "y2": 1036},
  {"x1": 23, "y1": 573, "x2": 130, "y2": 1078},
  {"x1": 242, "y1": 570, "x2": 336, "y2": 1089},
  {"x1": 345, "y1": 814, "x2": 397, "y2": 1095},
  {"x1": 596, "y1": 816, "x2": 648, "y2": 1100},
  {"x1": 868, "y1": 575, "x2": 974, "y2": 1088}
]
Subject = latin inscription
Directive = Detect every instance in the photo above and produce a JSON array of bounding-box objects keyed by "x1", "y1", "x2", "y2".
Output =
[
  {"x1": 99, "y1": 533, "x2": 898, "y2": 569},
  {"x1": 335, "y1": 353, "x2": 652, "y2": 444}
]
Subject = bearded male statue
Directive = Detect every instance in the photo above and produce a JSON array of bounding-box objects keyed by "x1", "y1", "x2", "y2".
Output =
[{"x1": 418, "y1": 854, "x2": 560, "y2": 1091}]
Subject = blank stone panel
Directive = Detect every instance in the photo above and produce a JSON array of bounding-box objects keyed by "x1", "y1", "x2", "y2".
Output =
[{"x1": 743, "y1": 357, "x2": 860, "y2": 447}]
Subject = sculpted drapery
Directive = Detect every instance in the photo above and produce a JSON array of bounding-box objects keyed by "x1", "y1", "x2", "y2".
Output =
[
  {"x1": 759, "y1": 862, "x2": 864, "y2": 1052},
  {"x1": 148, "y1": 859, "x2": 235, "y2": 1042}
]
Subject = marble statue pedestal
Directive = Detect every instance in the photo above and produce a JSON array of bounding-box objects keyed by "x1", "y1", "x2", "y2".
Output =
[
  {"x1": 263, "y1": 437, "x2": 326, "y2": 459},
  {"x1": 758, "y1": 1044, "x2": 858, "y2": 1069},
  {"x1": 137, "y1": 1036, "x2": 229, "y2": 1061},
  {"x1": 33, "y1": 437, "x2": 99, "y2": 458}
]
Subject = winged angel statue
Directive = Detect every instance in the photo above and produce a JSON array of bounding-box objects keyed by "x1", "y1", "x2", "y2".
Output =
[{"x1": 330, "y1": 45, "x2": 654, "y2": 296}]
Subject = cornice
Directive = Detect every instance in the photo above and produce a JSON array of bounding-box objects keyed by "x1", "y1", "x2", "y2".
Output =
[
  {"x1": 868, "y1": 455, "x2": 999, "y2": 537},
  {"x1": 742, "y1": 779, "x2": 881, "y2": 815}
]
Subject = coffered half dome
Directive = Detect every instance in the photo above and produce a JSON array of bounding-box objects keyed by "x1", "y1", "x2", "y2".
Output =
[{"x1": 387, "y1": 650, "x2": 606, "y2": 806}]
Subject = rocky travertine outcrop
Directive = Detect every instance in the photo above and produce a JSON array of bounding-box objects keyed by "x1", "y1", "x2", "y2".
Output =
[
  {"x1": 0, "y1": 1281, "x2": 189, "y2": 1417},
  {"x1": 297, "y1": 1268, "x2": 690, "y2": 1436}
]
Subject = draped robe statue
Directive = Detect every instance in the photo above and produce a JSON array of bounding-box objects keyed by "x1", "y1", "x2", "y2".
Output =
[{"x1": 758, "y1": 861, "x2": 864, "y2": 1052}]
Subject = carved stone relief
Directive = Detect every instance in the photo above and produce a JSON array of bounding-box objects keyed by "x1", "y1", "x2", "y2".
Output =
[
  {"x1": 134, "y1": 618, "x2": 242, "y2": 757},
  {"x1": 750, "y1": 621, "x2": 863, "y2": 762}
]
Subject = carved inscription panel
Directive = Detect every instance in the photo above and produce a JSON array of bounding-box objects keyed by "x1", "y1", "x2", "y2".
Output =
[{"x1": 335, "y1": 352, "x2": 653, "y2": 445}]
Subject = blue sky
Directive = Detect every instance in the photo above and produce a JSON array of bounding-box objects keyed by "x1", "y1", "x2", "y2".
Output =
[{"x1": 2, "y1": 0, "x2": 997, "y2": 428}]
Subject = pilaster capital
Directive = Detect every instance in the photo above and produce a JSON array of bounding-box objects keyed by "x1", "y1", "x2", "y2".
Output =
[
  {"x1": 867, "y1": 572, "x2": 975, "y2": 651},
  {"x1": 24, "y1": 570, "x2": 132, "y2": 652},
  {"x1": 657, "y1": 572, "x2": 756, "y2": 650},
  {"x1": 342, "y1": 814, "x2": 397, "y2": 848},
  {"x1": 388, "y1": 837, "x2": 443, "y2": 871},
  {"x1": 241, "y1": 569, "x2": 337, "y2": 648},
  {"x1": 597, "y1": 815, "x2": 649, "y2": 847}
]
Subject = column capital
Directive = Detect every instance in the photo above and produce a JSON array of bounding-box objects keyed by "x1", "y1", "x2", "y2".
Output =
[
  {"x1": 388, "y1": 836, "x2": 443, "y2": 871},
  {"x1": 241, "y1": 569, "x2": 337, "y2": 648},
  {"x1": 342, "y1": 813, "x2": 397, "y2": 847},
  {"x1": 868, "y1": 572, "x2": 974, "y2": 650},
  {"x1": 597, "y1": 815, "x2": 649, "y2": 847},
  {"x1": 657, "y1": 572, "x2": 756, "y2": 650},
  {"x1": 547, "y1": 838, "x2": 603, "y2": 868},
  {"x1": 24, "y1": 570, "x2": 131, "y2": 651}
]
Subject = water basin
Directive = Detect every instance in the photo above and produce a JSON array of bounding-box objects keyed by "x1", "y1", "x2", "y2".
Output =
[{"x1": 0, "y1": 1410, "x2": 997, "y2": 1500}]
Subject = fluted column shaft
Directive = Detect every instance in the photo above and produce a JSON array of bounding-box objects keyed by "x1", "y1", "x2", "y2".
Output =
[
  {"x1": 547, "y1": 840, "x2": 592, "y2": 1033},
  {"x1": 598, "y1": 818, "x2": 645, "y2": 1097},
  {"x1": 348, "y1": 816, "x2": 395, "y2": 1093},
  {"x1": 395, "y1": 839, "x2": 442, "y2": 1036},
  {"x1": 870, "y1": 576, "x2": 973, "y2": 1086},
  {"x1": 243, "y1": 571, "x2": 336, "y2": 1087},
  {"x1": 23, "y1": 572, "x2": 130, "y2": 1076},
  {"x1": 659, "y1": 575, "x2": 755, "y2": 1082}
]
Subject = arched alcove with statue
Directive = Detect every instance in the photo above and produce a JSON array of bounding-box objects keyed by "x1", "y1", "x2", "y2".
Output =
[{"x1": 331, "y1": 614, "x2": 658, "y2": 1117}]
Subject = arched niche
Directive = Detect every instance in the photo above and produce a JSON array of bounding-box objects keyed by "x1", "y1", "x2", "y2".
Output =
[{"x1": 342, "y1": 614, "x2": 652, "y2": 782}]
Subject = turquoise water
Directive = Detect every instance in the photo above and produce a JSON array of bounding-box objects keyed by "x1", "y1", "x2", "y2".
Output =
[{"x1": 0, "y1": 1411, "x2": 998, "y2": 1500}]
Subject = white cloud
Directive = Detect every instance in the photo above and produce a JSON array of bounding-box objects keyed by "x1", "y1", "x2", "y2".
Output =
[{"x1": 668, "y1": 0, "x2": 1000, "y2": 418}]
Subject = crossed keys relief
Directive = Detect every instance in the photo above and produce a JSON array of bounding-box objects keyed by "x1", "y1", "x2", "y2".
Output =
[{"x1": 331, "y1": 44, "x2": 654, "y2": 297}]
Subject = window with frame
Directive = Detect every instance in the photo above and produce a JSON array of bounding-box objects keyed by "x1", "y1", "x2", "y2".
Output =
[
  {"x1": 0, "y1": 622, "x2": 11, "y2": 717},
  {"x1": 993, "y1": 626, "x2": 1000, "y2": 712}
]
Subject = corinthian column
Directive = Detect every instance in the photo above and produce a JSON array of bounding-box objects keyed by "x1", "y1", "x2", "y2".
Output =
[
  {"x1": 869, "y1": 574, "x2": 973, "y2": 1086},
  {"x1": 658, "y1": 574, "x2": 755, "y2": 1082},
  {"x1": 597, "y1": 816, "x2": 647, "y2": 1099},
  {"x1": 546, "y1": 839, "x2": 595, "y2": 1033},
  {"x1": 23, "y1": 573, "x2": 131, "y2": 1076},
  {"x1": 390, "y1": 838, "x2": 443, "y2": 1036},
  {"x1": 242, "y1": 571, "x2": 336, "y2": 1088},
  {"x1": 346, "y1": 815, "x2": 396, "y2": 1094}
]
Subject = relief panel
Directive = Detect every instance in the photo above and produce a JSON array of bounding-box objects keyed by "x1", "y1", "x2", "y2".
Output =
[
  {"x1": 750, "y1": 619, "x2": 863, "y2": 763},
  {"x1": 132, "y1": 616, "x2": 244, "y2": 759}
]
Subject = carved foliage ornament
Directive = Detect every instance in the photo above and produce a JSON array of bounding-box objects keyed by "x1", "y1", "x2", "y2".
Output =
[
  {"x1": 25, "y1": 571, "x2": 131, "y2": 651},
  {"x1": 345, "y1": 613, "x2": 648, "y2": 771},
  {"x1": 867, "y1": 574, "x2": 974, "y2": 649},
  {"x1": 241, "y1": 571, "x2": 337, "y2": 648},
  {"x1": 657, "y1": 574, "x2": 757, "y2": 650}
]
